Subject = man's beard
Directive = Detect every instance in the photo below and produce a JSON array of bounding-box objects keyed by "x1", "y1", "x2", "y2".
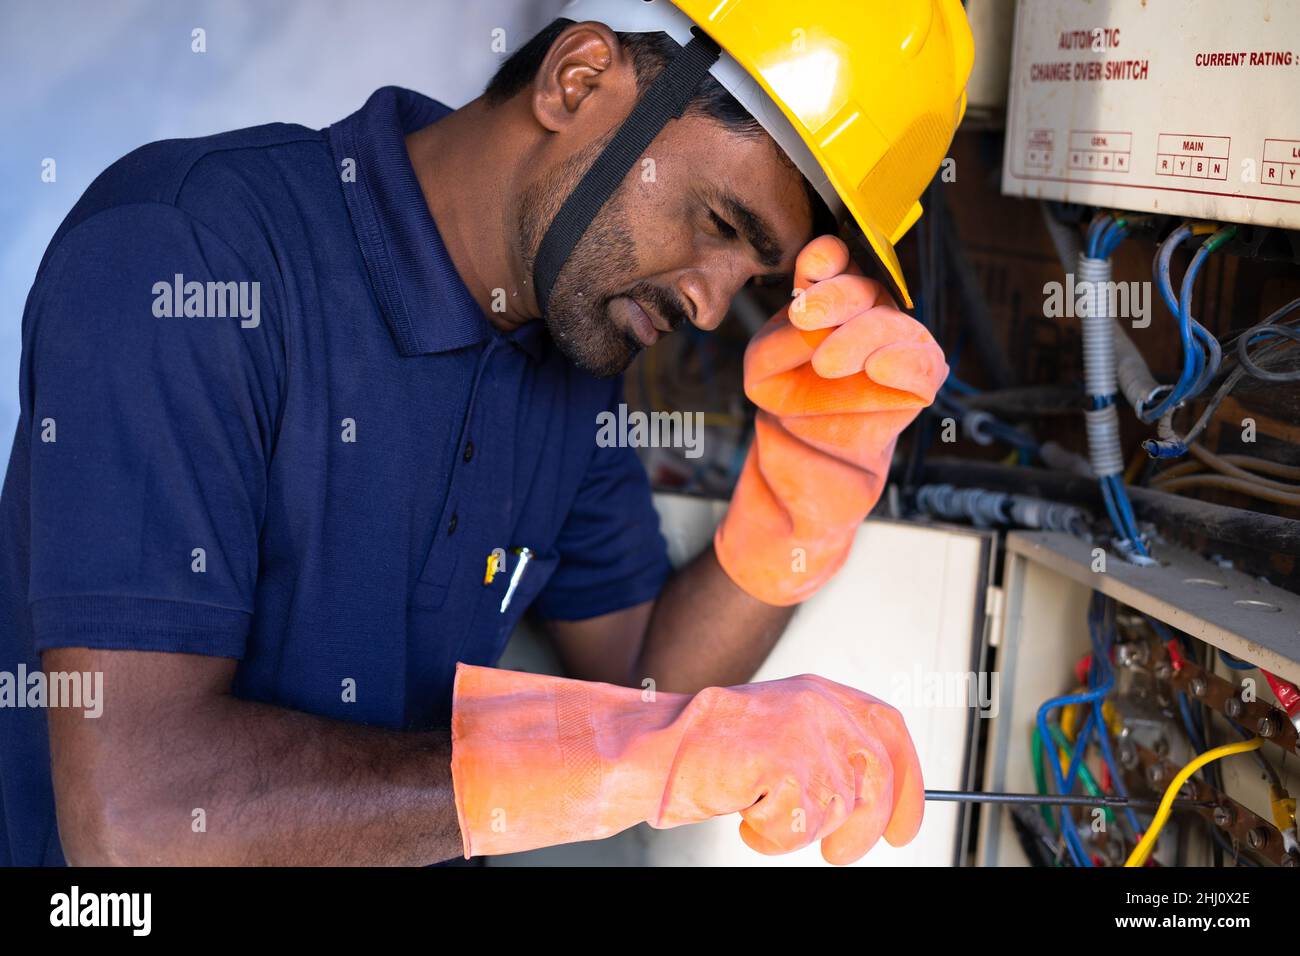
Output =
[{"x1": 518, "y1": 150, "x2": 666, "y2": 378}]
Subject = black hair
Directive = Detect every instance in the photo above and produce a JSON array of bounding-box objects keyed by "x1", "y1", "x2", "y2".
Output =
[{"x1": 485, "y1": 17, "x2": 837, "y2": 240}]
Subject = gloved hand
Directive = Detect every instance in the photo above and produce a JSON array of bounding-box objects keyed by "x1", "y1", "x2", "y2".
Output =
[
  {"x1": 450, "y1": 662, "x2": 923, "y2": 864},
  {"x1": 714, "y1": 235, "x2": 948, "y2": 605}
]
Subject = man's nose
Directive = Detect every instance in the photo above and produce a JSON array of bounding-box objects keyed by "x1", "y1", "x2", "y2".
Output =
[{"x1": 676, "y1": 262, "x2": 749, "y2": 332}]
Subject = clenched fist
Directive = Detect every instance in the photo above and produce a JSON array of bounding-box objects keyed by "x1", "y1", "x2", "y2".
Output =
[
  {"x1": 714, "y1": 235, "x2": 948, "y2": 605},
  {"x1": 451, "y1": 663, "x2": 924, "y2": 864}
]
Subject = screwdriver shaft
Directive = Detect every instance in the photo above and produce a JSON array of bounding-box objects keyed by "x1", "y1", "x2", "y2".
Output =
[{"x1": 925, "y1": 789, "x2": 1216, "y2": 811}]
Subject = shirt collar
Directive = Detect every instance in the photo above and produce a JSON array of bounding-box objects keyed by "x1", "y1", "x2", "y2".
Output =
[{"x1": 327, "y1": 86, "x2": 544, "y2": 361}]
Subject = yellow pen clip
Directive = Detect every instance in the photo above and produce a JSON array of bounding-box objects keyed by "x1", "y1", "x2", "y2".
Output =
[{"x1": 484, "y1": 551, "x2": 501, "y2": 585}]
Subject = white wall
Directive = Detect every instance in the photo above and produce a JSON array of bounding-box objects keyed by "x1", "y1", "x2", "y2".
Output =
[{"x1": 0, "y1": 0, "x2": 565, "y2": 444}]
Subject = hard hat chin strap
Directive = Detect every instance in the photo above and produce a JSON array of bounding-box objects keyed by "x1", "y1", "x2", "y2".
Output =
[{"x1": 531, "y1": 28, "x2": 721, "y2": 317}]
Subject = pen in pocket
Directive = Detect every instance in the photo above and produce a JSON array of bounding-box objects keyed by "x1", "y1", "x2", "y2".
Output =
[{"x1": 499, "y1": 547, "x2": 533, "y2": 613}]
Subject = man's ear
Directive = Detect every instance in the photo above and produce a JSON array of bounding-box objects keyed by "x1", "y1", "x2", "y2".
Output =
[{"x1": 531, "y1": 21, "x2": 637, "y2": 133}]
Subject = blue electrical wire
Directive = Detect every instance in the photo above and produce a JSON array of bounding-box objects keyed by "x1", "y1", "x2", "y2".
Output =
[
  {"x1": 1063, "y1": 708, "x2": 1097, "y2": 793},
  {"x1": 1111, "y1": 478, "x2": 1142, "y2": 540},
  {"x1": 1146, "y1": 617, "x2": 1202, "y2": 672},
  {"x1": 1151, "y1": 230, "x2": 1200, "y2": 407},
  {"x1": 1035, "y1": 597, "x2": 1128, "y2": 866},
  {"x1": 1087, "y1": 599, "x2": 1143, "y2": 834},
  {"x1": 1100, "y1": 476, "x2": 1139, "y2": 555},
  {"x1": 933, "y1": 390, "x2": 1041, "y2": 452},
  {"x1": 1146, "y1": 225, "x2": 1233, "y2": 419},
  {"x1": 1145, "y1": 615, "x2": 1213, "y2": 758},
  {"x1": 1086, "y1": 213, "x2": 1111, "y2": 258},
  {"x1": 1035, "y1": 596, "x2": 1157, "y2": 864},
  {"x1": 1035, "y1": 693, "x2": 1095, "y2": 866},
  {"x1": 943, "y1": 373, "x2": 978, "y2": 396},
  {"x1": 1177, "y1": 692, "x2": 1206, "y2": 753},
  {"x1": 984, "y1": 420, "x2": 1040, "y2": 451},
  {"x1": 1098, "y1": 474, "x2": 1127, "y2": 538},
  {"x1": 1145, "y1": 616, "x2": 1173, "y2": 644},
  {"x1": 1218, "y1": 649, "x2": 1255, "y2": 671},
  {"x1": 1104, "y1": 477, "x2": 1132, "y2": 539},
  {"x1": 1101, "y1": 474, "x2": 1150, "y2": 559},
  {"x1": 1091, "y1": 710, "x2": 1142, "y2": 839},
  {"x1": 1155, "y1": 225, "x2": 1191, "y2": 317},
  {"x1": 1191, "y1": 314, "x2": 1222, "y2": 378},
  {"x1": 1078, "y1": 219, "x2": 1151, "y2": 560},
  {"x1": 1109, "y1": 475, "x2": 1148, "y2": 554},
  {"x1": 1160, "y1": 623, "x2": 1208, "y2": 745},
  {"x1": 1179, "y1": 242, "x2": 1226, "y2": 400},
  {"x1": 1146, "y1": 226, "x2": 1200, "y2": 420},
  {"x1": 1098, "y1": 220, "x2": 1128, "y2": 258}
]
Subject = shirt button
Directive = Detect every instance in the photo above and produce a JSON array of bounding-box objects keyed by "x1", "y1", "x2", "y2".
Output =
[
  {"x1": 447, "y1": 513, "x2": 459, "y2": 535},
  {"x1": 463, "y1": 441, "x2": 475, "y2": 463}
]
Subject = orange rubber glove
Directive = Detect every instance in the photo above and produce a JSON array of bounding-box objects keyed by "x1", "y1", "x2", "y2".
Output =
[
  {"x1": 715, "y1": 236, "x2": 948, "y2": 605},
  {"x1": 450, "y1": 662, "x2": 924, "y2": 864}
]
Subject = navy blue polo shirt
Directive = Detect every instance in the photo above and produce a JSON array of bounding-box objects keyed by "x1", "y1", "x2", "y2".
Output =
[{"x1": 0, "y1": 87, "x2": 671, "y2": 865}]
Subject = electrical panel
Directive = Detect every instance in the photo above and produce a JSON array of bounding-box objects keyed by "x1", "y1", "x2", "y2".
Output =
[
  {"x1": 1001, "y1": 0, "x2": 1300, "y2": 229},
  {"x1": 979, "y1": 533, "x2": 1300, "y2": 867}
]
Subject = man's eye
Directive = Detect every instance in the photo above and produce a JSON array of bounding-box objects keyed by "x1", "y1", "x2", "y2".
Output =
[{"x1": 708, "y1": 209, "x2": 738, "y2": 240}]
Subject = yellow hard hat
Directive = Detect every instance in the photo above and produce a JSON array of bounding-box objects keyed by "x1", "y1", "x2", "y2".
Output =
[{"x1": 558, "y1": 0, "x2": 974, "y2": 308}]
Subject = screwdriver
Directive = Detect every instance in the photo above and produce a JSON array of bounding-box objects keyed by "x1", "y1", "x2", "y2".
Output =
[{"x1": 925, "y1": 789, "x2": 1218, "y2": 812}]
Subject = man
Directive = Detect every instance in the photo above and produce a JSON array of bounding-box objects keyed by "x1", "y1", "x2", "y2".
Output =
[{"x1": 0, "y1": 0, "x2": 971, "y2": 865}]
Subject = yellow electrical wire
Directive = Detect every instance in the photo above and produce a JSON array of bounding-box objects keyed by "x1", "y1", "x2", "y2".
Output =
[
  {"x1": 1102, "y1": 699, "x2": 1122, "y2": 736},
  {"x1": 1150, "y1": 445, "x2": 1300, "y2": 506},
  {"x1": 1061, "y1": 700, "x2": 1081, "y2": 741},
  {"x1": 1150, "y1": 458, "x2": 1204, "y2": 482},
  {"x1": 1188, "y1": 443, "x2": 1300, "y2": 493},
  {"x1": 1153, "y1": 474, "x2": 1300, "y2": 507},
  {"x1": 1123, "y1": 448, "x2": 1147, "y2": 486},
  {"x1": 1227, "y1": 454, "x2": 1300, "y2": 482},
  {"x1": 1269, "y1": 785, "x2": 1295, "y2": 835},
  {"x1": 1125, "y1": 737, "x2": 1264, "y2": 867}
]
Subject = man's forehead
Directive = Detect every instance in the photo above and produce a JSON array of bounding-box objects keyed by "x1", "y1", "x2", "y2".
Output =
[
  {"x1": 662, "y1": 113, "x2": 814, "y2": 268},
  {"x1": 729, "y1": 180, "x2": 815, "y2": 275}
]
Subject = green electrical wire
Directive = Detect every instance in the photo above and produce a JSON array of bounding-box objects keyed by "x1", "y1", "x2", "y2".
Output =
[
  {"x1": 1205, "y1": 224, "x2": 1237, "y2": 252},
  {"x1": 1047, "y1": 722, "x2": 1115, "y2": 823},
  {"x1": 1029, "y1": 727, "x2": 1065, "y2": 866},
  {"x1": 1031, "y1": 727, "x2": 1054, "y2": 830}
]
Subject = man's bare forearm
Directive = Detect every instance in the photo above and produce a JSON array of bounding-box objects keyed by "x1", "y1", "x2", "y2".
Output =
[
  {"x1": 46, "y1": 649, "x2": 462, "y2": 866},
  {"x1": 634, "y1": 543, "x2": 796, "y2": 693}
]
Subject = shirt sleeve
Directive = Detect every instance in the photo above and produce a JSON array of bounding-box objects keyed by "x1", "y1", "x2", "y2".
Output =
[
  {"x1": 532, "y1": 379, "x2": 672, "y2": 621},
  {"x1": 22, "y1": 202, "x2": 283, "y2": 657}
]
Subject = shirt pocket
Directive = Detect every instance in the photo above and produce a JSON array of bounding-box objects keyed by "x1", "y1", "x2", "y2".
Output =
[{"x1": 474, "y1": 547, "x2": 560, "y2": 663}]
